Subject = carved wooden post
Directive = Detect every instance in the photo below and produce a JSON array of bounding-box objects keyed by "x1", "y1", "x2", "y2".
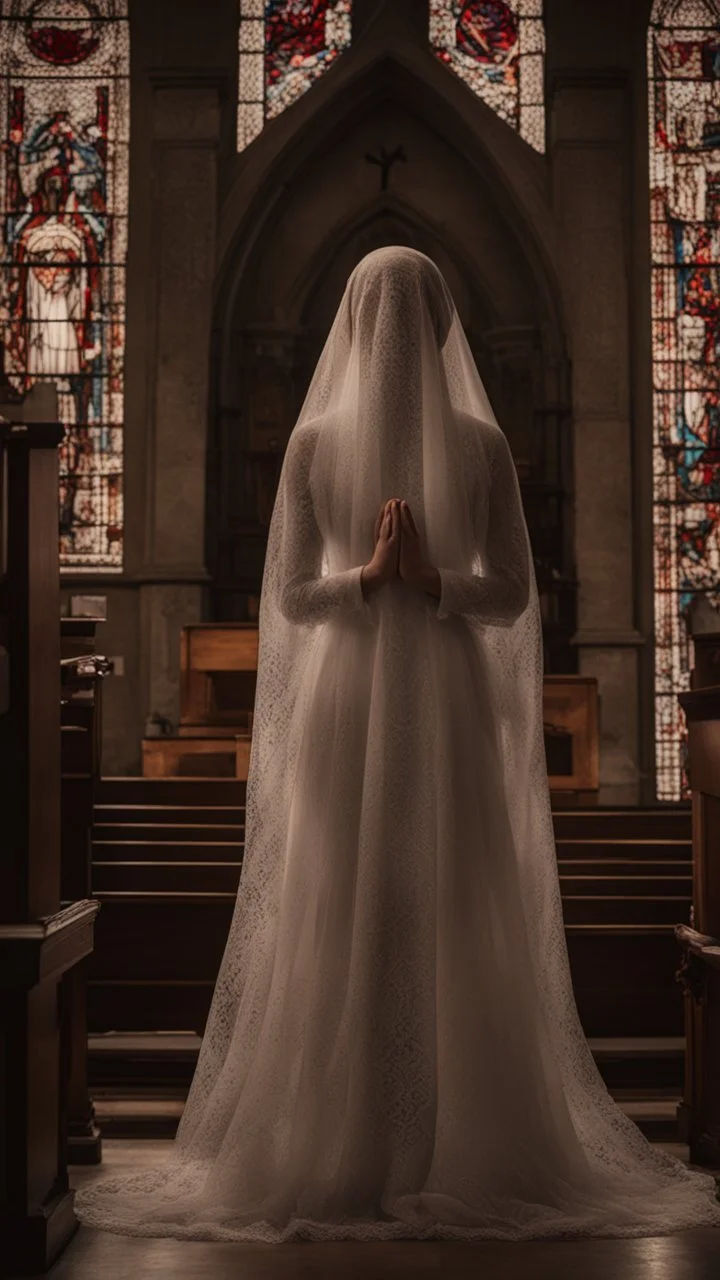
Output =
[
  {"x1": 61, "y1": 618, "x2": 110, "y2": 1165},
  {"x1": 0, "y1": 406, "x2": 100, "y2": 1274},
  {"x1": 677, "y1": 681, "x2": 720, "y2": 1164}
]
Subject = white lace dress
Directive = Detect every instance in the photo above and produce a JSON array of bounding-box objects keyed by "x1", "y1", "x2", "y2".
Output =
[{"x1": 74, "y1": 420, "x2": 720, "y2": 1244}]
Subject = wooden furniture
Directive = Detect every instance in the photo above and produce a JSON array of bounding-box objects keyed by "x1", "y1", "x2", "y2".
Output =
[
  {"x1": 691, "y1": 630, "x2": 720, "y2": 690},
  {"x1": 89, "y1": 776, "x2": 244, "y2": 1037},
  {"x1": 0, "y1": 394, "x2": 100, "y2": 1274},
  {"x1": 88, "y1": 774, "x2": 688, "y2": 1045},
  {"x1": 677, "y1": 682, "x2": 720, "y2": 1164},
  {"x1": 142, "y1": 623, "x2": 257, "y2": 778},
  {"x1": 139, "y1": 628, "x2": 598, "y2": 793},
  {"x1": 543, "y1": 675, "x2": 599, "y2": 801},
  {"x1": 61, "y1": 618, "x2": 110, "y2": 1165}
]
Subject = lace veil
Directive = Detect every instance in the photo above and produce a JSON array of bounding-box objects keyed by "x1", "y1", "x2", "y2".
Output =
[
  {"x1": 75, "y1": 246, "x2": 720, "y2": 1239},
  {"x1": 208, "y1": 245, "x2": 711, "y2": 1189}
]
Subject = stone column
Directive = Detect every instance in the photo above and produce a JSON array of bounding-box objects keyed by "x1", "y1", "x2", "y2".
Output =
[
  {"x1": 138, "y1": 75, "x2": 222, "y2": 730},
  {"x1": 550, "y1": 74, "x2": 644, "y2": 803}
]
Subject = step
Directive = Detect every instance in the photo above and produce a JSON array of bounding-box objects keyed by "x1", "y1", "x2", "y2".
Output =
[
  {"x1": 552, "y1": 808, "x2": 690, "y2": 840},
  {"x1": 89, "y1": 1032, "x2": 201, "y2": 1089},
  {"x1": 91, "y1": 888, "x2": 689, "y2": 923},
  {"x1": 95, "y1": 804, "x2": 246, "y2": 826},
  {"x1": 89, "y1": 1095, "x2": 681, "y2": 1144},
  {"x1": 558, "y1": 875, "x2": 691, "y2": 897},
  {"x1": 94, "y1": 790, "x2": 688, "y2": 834},
  {"x1": 90, "y1": 861, "x2": 688, "y2": 899},
  {"x1": 92, "y1": 840, "x2": 244, "y2": 863},
  {"x1": 588, "y1": 1036, "x2": 684, "y2": 1090},
  {"x1": 93, "y1": 823, "x2": 244, "y2": 844},
  {"x1": 96, "y1": 777, "x2": 247, "y2": 806},
  {"x1": 554, "y1": 839, "x2": 691, "y2": 862},
  {"x1": 93, "y1": 861, "x2": 242, "y2": 894},
  {"x1": 84, "y1": 1034, "x2": 684, "y2": 1143},
  {"x1": 561, "y1": 896, "x2": 691, "y2": 927},
  {"x1": 614, "y1": 1095, "x2": 682, "y2": 1143},
  {"x1": 556, "y1": 859, "x2": 690, "y2": 876},
  {"x1": 90, "y1": 1091, "x2": 186, "y2": 1140},
  {"x1": 87, "y1": 1096, "x2": 680, "y2": 1144},
  {"x1": 93, "y1": 890, "x2": 236, "y2": 906},
  {"x1": 87, "y1": 1033, "x2": 684, "y2": 1093}
]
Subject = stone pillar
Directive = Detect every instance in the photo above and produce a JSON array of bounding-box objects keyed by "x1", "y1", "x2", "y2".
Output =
[
  {"x1": 139, "y1": 76, "x2": 222, "y2": 729},
  {"x1": 550, "y1": 74, "x2": 644, "y2": 803}
]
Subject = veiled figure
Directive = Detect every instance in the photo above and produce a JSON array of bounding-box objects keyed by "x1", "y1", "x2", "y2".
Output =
[{"x1": 75, "y1": 247, "x2": 720, "y2": 1242}]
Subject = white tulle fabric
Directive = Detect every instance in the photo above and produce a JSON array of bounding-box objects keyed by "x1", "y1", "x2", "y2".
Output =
[{"x1": 75, "y1": 247, "x2": 720, "y2": 1242}]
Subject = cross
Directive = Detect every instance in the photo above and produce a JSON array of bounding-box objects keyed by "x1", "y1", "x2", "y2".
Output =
[{"x1": 364, "y1": 144, "x2": 407, "y2": 192}]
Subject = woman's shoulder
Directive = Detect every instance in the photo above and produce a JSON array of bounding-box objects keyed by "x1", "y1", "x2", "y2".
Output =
[
  {"x1": 282, "y1": 418, "x2": 325, "y2": 471},
  {"x1": 454, "y1": 411, "x2": 506, "y2": 465}
]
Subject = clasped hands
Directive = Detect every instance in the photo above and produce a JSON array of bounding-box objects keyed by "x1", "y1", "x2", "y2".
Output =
[{"x1": 361, "y1": 498, "x2": 441, "y2": 600}]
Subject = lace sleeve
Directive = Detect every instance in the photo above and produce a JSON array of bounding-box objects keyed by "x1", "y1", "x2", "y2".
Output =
[
  {"x1": 278, "y1": 429, "x2": 374, "y2": 627},
  {"x1": 436, "y1": 429, "x2": 530, "y2": 627}
]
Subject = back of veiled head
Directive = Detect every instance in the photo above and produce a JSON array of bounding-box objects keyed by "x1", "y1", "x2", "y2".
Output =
[
  {"x1": 346, "y1": 246, "x2": 455, "y2": 349},
  {"x1": 306, "y1": 244, "x2": 479, "y2": 573}
]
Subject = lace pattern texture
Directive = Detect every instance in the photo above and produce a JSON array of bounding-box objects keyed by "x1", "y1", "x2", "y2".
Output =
[{"x1": 75, "y1": 247, "x2": 720, "y2": 1243}]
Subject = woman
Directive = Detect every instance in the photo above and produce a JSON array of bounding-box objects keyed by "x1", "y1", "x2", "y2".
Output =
[{"x1": 76, "y1": 246, "x2": 720, "y2": 1243}]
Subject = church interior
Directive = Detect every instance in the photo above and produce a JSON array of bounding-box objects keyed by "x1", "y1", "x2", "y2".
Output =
[{"x1": 4, "y1": 0, "x2": 720, "y2": 1274}]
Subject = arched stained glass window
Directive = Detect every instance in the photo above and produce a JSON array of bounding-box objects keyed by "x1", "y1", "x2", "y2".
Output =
[
  {"x1": 237, "y1": 0, "x2": 352, "y2": 152},
  {"x1": 429, "y1": 1, "x2": 545, "y2": 153},
  {"x1": 0, "y1": 0, "x2": 128, "y2": 572},
  {"x1": 648, "y1": 0, "x2": 720, "y2": 799}
]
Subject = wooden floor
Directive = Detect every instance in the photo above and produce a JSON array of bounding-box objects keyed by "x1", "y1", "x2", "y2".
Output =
[{"x1": 25, "y1": 1141, "x2": 720, "y2": 1280}]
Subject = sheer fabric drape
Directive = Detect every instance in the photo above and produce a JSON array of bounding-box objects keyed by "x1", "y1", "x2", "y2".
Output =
[{"x1": 75, "y1": 247, "x2": 720, "y2": 1243}]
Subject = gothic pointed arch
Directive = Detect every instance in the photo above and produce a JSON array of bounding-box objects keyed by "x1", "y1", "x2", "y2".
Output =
[{"x1": 210, "y1": 48, "x2": 570, "y2": 636}]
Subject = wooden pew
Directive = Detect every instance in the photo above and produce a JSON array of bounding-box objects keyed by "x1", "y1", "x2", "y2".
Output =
[{"x1": 0, "y1": 392, "x2": 100, "y2": 1273}]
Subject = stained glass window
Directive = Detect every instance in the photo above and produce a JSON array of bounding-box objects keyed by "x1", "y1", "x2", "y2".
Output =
[
  {"x1": 648, "y1": 0, "x2": 720, "y2": 799},
  {"x1": 237, "y1": 0, "x2": 352, "y2": 152},
  {"x1": 0, "y1": 0, "x2": 128, "y2": 572},
  {"x1": 429, "y1": 0, "x2": 545, "y2": 153}
]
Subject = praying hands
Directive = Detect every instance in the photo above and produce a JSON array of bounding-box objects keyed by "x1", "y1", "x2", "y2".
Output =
[{"x1": 361, "y1": 498, "x2": 441, "y2": 600}]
